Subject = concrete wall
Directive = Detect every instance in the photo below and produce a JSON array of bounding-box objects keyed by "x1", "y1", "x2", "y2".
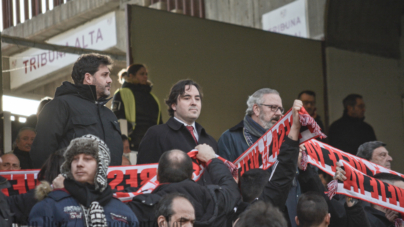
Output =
[
  {"x1": 325, "y1": 18, "x2": 404, "y2": 173},
  {"x1": 204, "y1": 0, "x2": 326, "y2": 39},
  {"x1": 127, "y1": 5, "x2": 324, "y2": 140}
]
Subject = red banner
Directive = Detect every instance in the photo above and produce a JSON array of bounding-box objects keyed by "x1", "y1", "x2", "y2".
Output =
[
  {"x1": 302, "y1": 139, "x2": 404, "y2": 178},
  {"x1": 233, "y1": 108, "x2": 325, "y2": 176},
  {"x1": 302, "y1": 139, "x2": 404, "y2": 214},
  {"x1": 337, "y1": 160, "x2": 404, "y2": 213},
  {"x1": 0, "y1": 164, "x2": 157, "y2": 197}
]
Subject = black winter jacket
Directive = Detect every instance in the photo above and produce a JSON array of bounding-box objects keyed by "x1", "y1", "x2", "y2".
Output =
[
  {"x1": 137, "y1": 117, "x2": 218, "y2": 164},
  {"x1": 328, "y1": 113, "x2": 377, "y2": 155},
  {"x1": 31, "y1": 82, "x2": 123, "y2": 168},
  {"x1": 13, "y1": 147, "x2": 34, "y2": 170},
  {"x1": 127, "y1": 159, "x2": 241, "y2": 227}
]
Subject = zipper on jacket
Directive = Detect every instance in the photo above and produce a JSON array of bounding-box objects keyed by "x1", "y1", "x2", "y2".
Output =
[{"x1": 80, "y1": 204, "x2": 89, "y2": 227}]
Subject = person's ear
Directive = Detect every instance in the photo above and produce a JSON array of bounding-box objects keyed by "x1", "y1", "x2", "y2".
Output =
[
  {"x1": 252, "y1": 104, "x2": 261, "y2": 117},
  {"x1": 171, "y1": 103, "x2": 177, "y2": 112},
  {"x1": 157, "y1": 215, "x2": 166, "y2": 227},
  {"x1": 83, "y1": 73, "x2": 93, "y2": 85},
  {"x1": 324, "y1": 213, "x2": 331, "y2": 225},
  {"x1": 295, "y1": 216, "x2": 300, "y2": 225}
]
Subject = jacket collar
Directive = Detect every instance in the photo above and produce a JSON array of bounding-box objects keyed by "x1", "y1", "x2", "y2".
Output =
[
  {"x1": 166, "y1": 117, "x2": 206, "y2": 135},
  {"x1": 229, "y1": 120, "x2": 244, "y2": 132},
  {"x1": 342, "y1": 112, "x2": 365, "y2": 122},
  {"x1": 47, "y1": 189, "x2": 71, "y2": 201},
  {"x1": 55, "y1": 82, "x2": 111, "y2": 105}
]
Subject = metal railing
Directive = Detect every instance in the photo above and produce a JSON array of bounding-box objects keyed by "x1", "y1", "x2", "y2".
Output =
[
  {"x1": 2, "y1": 0, "x2": 70, "y2": 30},
  {"x1": 151, "y1": 0, "x2": 205, "y2": 18},
  {"x1": 2, "y1": 0, "x2": 204, "y2": 30}
]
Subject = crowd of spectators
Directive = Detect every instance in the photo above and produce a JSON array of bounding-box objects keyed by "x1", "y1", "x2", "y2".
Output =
[{"x1": 0, "y1": 53, "x2": 398, "y2": 227}]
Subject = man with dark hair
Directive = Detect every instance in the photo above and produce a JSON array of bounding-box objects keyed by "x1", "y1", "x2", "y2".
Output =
[
  {"x1": 137, "y1": 79, "x2": 217, "y2": 164},
  {"x1": 12, "y1": 127, "x2": 35, "y2": 169},
  {"x1": 295, "y1": 192, "x2": 330, "y2": 227},
  {"x1": 328, "y1": 94, "x2": 376, "y2": 155},
  {"x1": 31, "y1": 53, "x2": 123, "y2": 168},
  {"x1": 127, "y1": 144, "x2": 240, "y2": 227},
  {"x1": 357, "y1": 141, "x2": 392, "y2": 169},
  {"x1": 239, "y1": 169, "x2": 270, "y2": 203},
  {"x1": 156, "y1": 193, "x2": 195, "y2": 227},
  {"x1": 298, "y1": 90, "x2": 325, "y2": 134},
  {"x1": 235, "y1": 201, "x2": 287, "y2": 227}
]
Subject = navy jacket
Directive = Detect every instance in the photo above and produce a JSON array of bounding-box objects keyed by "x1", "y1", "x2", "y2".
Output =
[
  {"x1": 29, "y1": 189, "x2": 138, "y2": 227},
  {"x1": 218, "y1": 121, "x2": 255, "y2": 162}
]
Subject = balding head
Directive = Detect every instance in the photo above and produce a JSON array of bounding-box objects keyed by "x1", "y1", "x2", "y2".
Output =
[
  {"x1": 158, "y1": 149, "x2": 193, "y2": 183},
  {"x1": 1, "y1": 153, "x2": 21, "y2": 170}
]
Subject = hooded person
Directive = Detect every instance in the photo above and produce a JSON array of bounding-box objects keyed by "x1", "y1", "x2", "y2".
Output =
[{"x1": 29, "y1": 134, "x2": 138, "y2": 227}]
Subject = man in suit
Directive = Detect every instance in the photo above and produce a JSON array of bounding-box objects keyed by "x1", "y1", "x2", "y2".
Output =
[{"x1": 137, "y1": 79, "x2": 218, "y2": 164}]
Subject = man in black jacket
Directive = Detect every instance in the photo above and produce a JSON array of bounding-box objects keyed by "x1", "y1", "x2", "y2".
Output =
[
  {"x1": 128, "y1": 145, "x2": 240, "y2": 227},
  {"x1": 328, "y1": 94, "x2": 376, "y2": 155},
  {"x1": 30, "y1": 54, "x2": 123, "y2": 168},
  {"x1": 137, "y1": 80, "x2": 217, "y2": 164}
]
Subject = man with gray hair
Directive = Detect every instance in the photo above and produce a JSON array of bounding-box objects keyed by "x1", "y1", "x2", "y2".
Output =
[
  {"x1": 357, "y1": 141, "x2": 392, "y2": 169},
  {"x1": 218, "y1": 88, "x2": 283, "y2": 162}
]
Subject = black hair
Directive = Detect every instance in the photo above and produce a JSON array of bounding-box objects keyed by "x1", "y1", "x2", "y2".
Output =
[
  {"x1": 240, "y1": 169, "x2": 270, "y2": 203},
  {"x1": 296, "y1": 191, "x2": 328, "y2": 227},
  {"x1": 127, "y1": 64, "x2": 145, "y2": 77},
  {"x1": 356, "y1": 141, "x2": 386, "y2": 161},
  {"x1": 37, "y1": 148, "x2": 66, "y2": 182},
  {"x1": 165, "y1": 79, "x2": 203, "y2": 117},
  {"x1": 235, "y1": 201, "x2": 287, "y2": 227},
  {"x1": 71, "y1": 53, "x2": 113, "y2": 85},
  {"x1": 158, "y1": 150, "x2": 193, "y2": 183},
  {"x1": 155, "y1": 193, "x2": 194, "y2": 224},
  {"x1": 298, "y1": 90, "x2": 316, "y2": 99},
  {"x1": 343, "y1": 94, "x2": 363, "y2": 112}
]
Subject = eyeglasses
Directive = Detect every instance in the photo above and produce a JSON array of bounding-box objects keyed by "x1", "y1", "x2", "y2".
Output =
[{"x1": 259, "y1": 104, "x2": 284, "y2": 114}]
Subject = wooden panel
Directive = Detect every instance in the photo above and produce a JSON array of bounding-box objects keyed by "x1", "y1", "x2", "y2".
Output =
[{"x1": 127, "y1": 5, "x2": 324, "y2": 139}]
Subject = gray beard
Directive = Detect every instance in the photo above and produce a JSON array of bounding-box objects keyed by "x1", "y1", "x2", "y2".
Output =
[{"x1": 259, "y1": 115, "x2": 275, "y2": 130}]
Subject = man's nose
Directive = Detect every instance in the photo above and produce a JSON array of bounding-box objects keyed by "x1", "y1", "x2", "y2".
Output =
[
  {"x1": 387, "y1": 155, "x2": 393, "y2": 161},
  {"x1": 76, "y1": 158, "x2": 84, "y2": 166},
  {"x1": 107, "y1": 76, "x2": 112, "y2": 84}
]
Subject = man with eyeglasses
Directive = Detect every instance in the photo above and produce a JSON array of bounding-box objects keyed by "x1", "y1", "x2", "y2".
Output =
[
  {"x1": 218, "y1": 88, "x2": 303, "y2": 227},
  {"x1": 218, "y1": 88, "x2": 283, "y2": 162}
]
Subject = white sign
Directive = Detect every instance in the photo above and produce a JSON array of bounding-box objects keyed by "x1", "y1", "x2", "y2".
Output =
[
  {"x1": 9, "y1": 11, "x2": 117, "y2": 89},
  {"x1": 262, "y1": 0, "x2": 309, "y2": 38}
]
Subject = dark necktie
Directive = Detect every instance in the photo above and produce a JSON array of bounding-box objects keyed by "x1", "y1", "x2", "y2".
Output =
[{"x1": 186, "y1": 126, "x2": 198, "y2": 144}]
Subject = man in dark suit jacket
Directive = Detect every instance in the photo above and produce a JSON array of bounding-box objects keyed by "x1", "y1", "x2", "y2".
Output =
[{"x1": 137, "y1": 79, "x2": 218, "y2": 164}]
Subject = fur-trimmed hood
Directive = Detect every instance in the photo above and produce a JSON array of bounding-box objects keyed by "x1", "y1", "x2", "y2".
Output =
[{"x1": 60, "y1": 134, "x2": 111, "y2": 192}]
